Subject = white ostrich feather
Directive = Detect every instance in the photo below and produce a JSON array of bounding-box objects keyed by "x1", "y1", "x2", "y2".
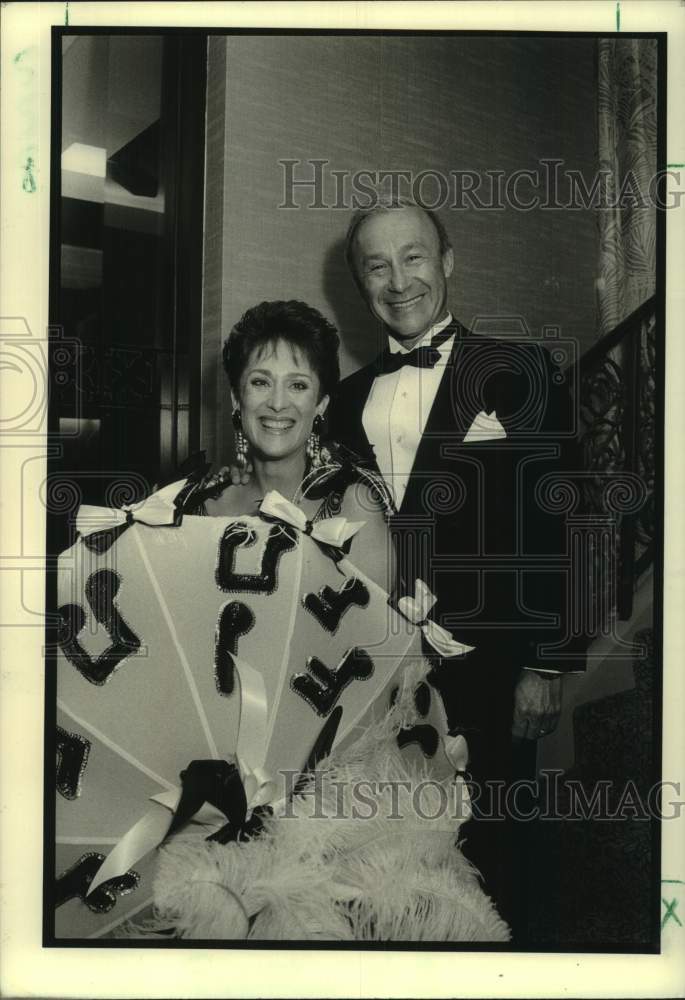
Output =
[{"x1": 122, "y1": 659, "x2": 510, "y2": 943}]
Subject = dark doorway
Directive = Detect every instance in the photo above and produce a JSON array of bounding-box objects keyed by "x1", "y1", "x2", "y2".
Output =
[{"x1": 49, "y1": 31, "x2": 207, "y2": 551}]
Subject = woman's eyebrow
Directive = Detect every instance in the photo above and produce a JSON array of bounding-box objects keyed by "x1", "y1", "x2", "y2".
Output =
[{"x1": 247, "y1": 367, "x2": 311, "y2": 378}]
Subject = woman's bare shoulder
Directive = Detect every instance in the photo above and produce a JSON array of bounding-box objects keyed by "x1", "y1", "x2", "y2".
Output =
[{"x1": 339, "y1": 478, "x2": 388, "y2": 523}]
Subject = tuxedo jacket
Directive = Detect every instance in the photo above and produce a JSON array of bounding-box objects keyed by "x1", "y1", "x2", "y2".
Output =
[{"x1": 329, "y1": 319, "x2": 587, "y2": 678}]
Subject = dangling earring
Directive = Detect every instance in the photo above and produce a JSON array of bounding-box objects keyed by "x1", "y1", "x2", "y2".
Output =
[
  {"x1": 306, "y1": 414, "x2": 324, "y2": 469},
  {"x1": 232, "y1": 409, "x2": 249, "y2": 469}
]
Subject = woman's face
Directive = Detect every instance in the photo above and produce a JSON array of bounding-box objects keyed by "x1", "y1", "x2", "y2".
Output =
[{"x1": 236, "y1": 339, "x2": 328, "y2": 463}]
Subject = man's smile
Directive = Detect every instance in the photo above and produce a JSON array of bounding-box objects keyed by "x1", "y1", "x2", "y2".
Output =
[{"x1": 385, "y1": 293, "x2": 425, "y2": 311}]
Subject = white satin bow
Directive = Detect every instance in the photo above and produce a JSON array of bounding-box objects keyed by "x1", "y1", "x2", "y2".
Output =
[
  {"x1": 87, "y1": 654, "x2": 279, "y2": 896},
  {"x1": 397, "y1": 579, "x2": 475, "y2": 658},
  {"x1": 75, "y1": 478, "x2": 190, "y2": 538},
  {"x1": 259, "y1": 490, "x2": 365, "y2": 548},
  {"x1": 239, "y1": 762, "x2": 278, "y2": 812}
]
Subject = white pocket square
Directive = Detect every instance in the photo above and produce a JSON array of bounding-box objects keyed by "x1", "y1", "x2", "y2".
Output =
[{"x1": 463, "y1": 410, "x2": 506, "y2": 443}]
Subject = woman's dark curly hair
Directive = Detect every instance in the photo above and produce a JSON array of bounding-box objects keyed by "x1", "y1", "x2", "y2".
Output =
[{"x1": 223, "y1": 300, "x2": 340, "y2": 401}]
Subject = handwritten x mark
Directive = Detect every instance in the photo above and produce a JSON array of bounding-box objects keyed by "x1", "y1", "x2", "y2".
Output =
[{"x1": 661, "y1": 896, "x2": 682, "y2": 930}]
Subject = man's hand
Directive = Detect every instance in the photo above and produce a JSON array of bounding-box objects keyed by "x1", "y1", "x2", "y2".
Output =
[
  {"x1": 511, "y1": 670, "x2": 563, "y2": 741},
  {"x1": 227, "y1": 462, "x2": 252, "y2": 486},
  {"x1": 199, "y1": 463, "x2": 252, "y2": 491}
]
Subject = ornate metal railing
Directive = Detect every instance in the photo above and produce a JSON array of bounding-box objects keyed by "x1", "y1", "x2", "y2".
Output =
[{"x1": 574, "y1": 295, "x2": 656, "y2": 623}]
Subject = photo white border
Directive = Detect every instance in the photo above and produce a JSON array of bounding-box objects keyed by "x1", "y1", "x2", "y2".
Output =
[{"x1": 1, "y1": 2, "x2": 683, "y2": 997}]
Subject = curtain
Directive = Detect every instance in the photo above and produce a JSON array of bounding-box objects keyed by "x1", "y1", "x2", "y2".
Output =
[{"x1": 596, "y1": 38, "x2": 657, "y2": 336}]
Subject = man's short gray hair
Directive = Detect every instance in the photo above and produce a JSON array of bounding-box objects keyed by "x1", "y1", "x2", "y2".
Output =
[{"x1": 344, "y1": 195, "x2": 453, "y2": 284}]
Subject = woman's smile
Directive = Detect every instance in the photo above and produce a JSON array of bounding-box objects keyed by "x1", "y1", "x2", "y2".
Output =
[
  {"x1": 259, "y1": 416, "x2": 297, "y2": 434},
  {"x1": 237, "y1": 339, "x2": 328, "y2": 462}
]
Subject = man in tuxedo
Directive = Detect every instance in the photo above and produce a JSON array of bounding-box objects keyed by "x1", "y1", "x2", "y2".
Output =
[{"x1": 327, "y1": 197, "x2": 585, "y2": 933}]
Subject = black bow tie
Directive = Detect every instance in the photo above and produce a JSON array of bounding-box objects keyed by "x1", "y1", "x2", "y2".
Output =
[{"x1": 377, "y1": 324, "x2": 454, "y2": 375}]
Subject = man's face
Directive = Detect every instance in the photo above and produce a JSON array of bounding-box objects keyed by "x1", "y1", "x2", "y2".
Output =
[{"x1": 352, "y1": 206, "x2": 454, "y2": 347}]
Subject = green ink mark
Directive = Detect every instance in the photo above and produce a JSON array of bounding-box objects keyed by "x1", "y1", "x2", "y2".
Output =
[
  {"x1": 661, "y1": 880, "x2": 684, "y2": 931},
  {"x1": 662, "y1": 896, "x2": 682, "y2": 929},
  {"x1": 65, "y1": 2, "x2": 69, "y2": 26},
  {"x1": 22, "y1": 156, "x2": 36, "y2": 193},
  {"x1": 667, "y1": 164, "x2": 685, "y2": 169},
  {"x1": 616, "y1": 2, "x2": 620, "y2": 31},
  {"x1": 13, "y1": 49, "x2": 28, "y2": 63}
]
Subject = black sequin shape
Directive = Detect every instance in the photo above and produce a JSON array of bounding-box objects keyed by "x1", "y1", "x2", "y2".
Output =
[
  {"x1": 81, "y1": 522, "x2": 129, "y2": 554},
  {"x1": 291, "y1": 648, "x2": 374, "y2": 717},
  {"x1": 293, "y1": 706, "x2": 344, "y2": 796},
  {"x1": 214, "y1": 601, "x2": 255, "y2": 696},
  {"x1": 57, "y1": 569, "x2": 141, "y2": 685},
  {"x1": 305, "y1": 706, "x2": 343, "y2": 770},
  {"x1": 55, "y1": 853, "x2": 140, "y2": 913},
  {"x1": 216, "y1": 523, "x2": 297, "y2": 594},
  {"x1": 397, "y1": 724, "x2": 439, "y2": 757},
  {"x1": 312, "y1": 488, "x2": 344, "y2": 521},
  {"x1": 396, "y1": 681, "x2": 439, "y2": 758},
  {"x1": 303, "y1": 577, "x2": 370, "y2": 634},
  {"x1": 414, "y1": 681, "x2": 431, "y2": 717},
  {"x1": 56, "y1": 725, "x2": 91, "y2": 800}
]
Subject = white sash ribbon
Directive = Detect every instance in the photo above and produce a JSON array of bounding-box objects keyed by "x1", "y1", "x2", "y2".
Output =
[
  {"x1": 230, "y1": 653, "x2": 279, "y2": 810},
  {"x1": 397, "y1": 579, "x2": 475, "y2": 658},
  {"x1": 88, "y1": 656, "x2": 278, "y2": 895},
  {"x1": 259, "y1": 490, "x2": 365, "y2": 548},
  {"x1": 75, "y1": 478, "x2": 190, "y2": 538}
]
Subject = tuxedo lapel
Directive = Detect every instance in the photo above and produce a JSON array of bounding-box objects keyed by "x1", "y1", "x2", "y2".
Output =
[{"x1": 331, "y1": 363, "x2": 377, "y2": 466}]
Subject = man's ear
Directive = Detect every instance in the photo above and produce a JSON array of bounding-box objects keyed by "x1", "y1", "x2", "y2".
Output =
[
  {"x1": 317, "y1": 394, "x2": 330, "y2": 419},
  {"x1": 442, "y1": 248, "x2": 454, "y2": 278}
]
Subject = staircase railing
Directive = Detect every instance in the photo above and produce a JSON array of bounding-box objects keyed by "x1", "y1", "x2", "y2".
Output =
[{"x1": 573, "y1": 295, "x2": 656, "y2": 623}]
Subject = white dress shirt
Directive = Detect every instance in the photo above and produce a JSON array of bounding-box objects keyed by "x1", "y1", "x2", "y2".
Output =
[
  {"x1": 362, "y1": 313, "x2": 454, "y2": 511},
  {"x1": 362, "y1": 314, "x2": 563, "y2": 676}
]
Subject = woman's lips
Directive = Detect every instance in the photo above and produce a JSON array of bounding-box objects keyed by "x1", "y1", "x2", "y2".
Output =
[{"x1": 259, "y1": 417, "x2": 296, "y2": 435}]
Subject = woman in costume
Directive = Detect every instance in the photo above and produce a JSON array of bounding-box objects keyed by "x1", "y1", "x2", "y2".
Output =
[
  {"x1": 143, "y1": 300, "x2": 509, "y2": 942},
  {"x1": 188, "y1": 298, "x2": 395, "y2": 593},
  {"x1": 55, "y1": 298, "x2": 507, "y2": 941}
]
